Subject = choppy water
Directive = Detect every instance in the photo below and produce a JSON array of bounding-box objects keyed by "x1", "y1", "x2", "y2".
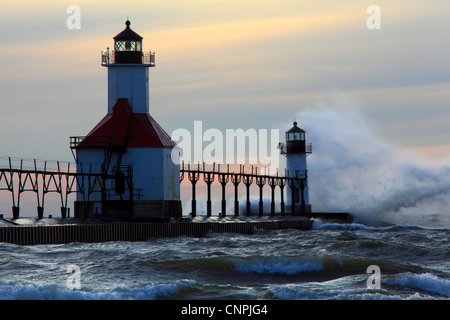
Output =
[{"x1": 0, "y1": 219, "x2": 448, "y2": 300}]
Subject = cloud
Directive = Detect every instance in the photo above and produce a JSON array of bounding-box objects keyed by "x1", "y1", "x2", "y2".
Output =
[{"x1": 2, "y1": 0, "x2": 450, "y2": 199}]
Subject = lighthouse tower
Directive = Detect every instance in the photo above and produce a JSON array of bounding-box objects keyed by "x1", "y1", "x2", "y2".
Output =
[
  {"x1": 70, "y1": 20, "x2": 181, "y2": 219},
  {"x1": 280, "y1": 121, "x2": 312, "y2": 214}
]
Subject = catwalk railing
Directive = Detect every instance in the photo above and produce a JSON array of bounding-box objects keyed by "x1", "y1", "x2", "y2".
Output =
[
  {"x1": 0, "y1": 157, "x2": 135, "y2": 219},
  {"x1": 0, "y1": 157, "x2": 308, "y2": 219},
  {"x1": 180, "y1": 162, "x2": 308, "y2": 217}
]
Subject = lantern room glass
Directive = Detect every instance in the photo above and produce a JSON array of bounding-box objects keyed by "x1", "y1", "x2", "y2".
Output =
[
  {"x1": 286, "y1": 132, "x2": 305, "y2": 141},
  {"x1": 115, "y1": 40, "x2": 142, "y2": 52}
]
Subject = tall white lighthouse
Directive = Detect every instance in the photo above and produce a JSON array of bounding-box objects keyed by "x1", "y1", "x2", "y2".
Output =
[
  {"x1": 71, "y1": 20, "x2": 181, "y2": 219},
  {"x1": 280, "y1": 121, "x2": 312, "y2": 214}
]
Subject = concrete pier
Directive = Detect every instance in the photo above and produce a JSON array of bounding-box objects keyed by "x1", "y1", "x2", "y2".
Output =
[{"x1": 0, "y1": 216, "x2": 316, "y2": 245}]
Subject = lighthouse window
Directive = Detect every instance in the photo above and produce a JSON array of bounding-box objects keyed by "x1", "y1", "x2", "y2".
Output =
[
  {"x1": 286, "y1": 132, "x2": 294, "y2": 141},
  {"x1": 286, "y1": 132, "x2": 305, "y2": 141},
  {"x1": 115, "y1": 40, "x2": 125, "y2": 51},
  {"x1": 115, "y1": 40, "x2": 140, "y2": 51}
]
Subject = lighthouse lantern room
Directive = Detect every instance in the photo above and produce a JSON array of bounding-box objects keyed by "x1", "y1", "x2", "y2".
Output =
[{"x1": 70, "y1": 20, "x2": 181, "y2": 219}]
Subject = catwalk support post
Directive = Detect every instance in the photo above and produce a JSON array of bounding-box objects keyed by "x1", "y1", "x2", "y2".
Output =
[
  {"x1": 203, "y1": 163, "x2": 215, "y2": 217},
  {"x1": 218, "y1": 164, "x2": 229, "y2": 217},
  {"x1": 255, "y1": 168, "x2": 266, "y2": 217},
  {"x1": 231, "y1": 168, "x2": 241, "y2": 216},
  {"x1": 268, "y1": 176, "x2": 277, "y2": 216},
  {"x1": 188, "y1": 163, "x2": 200, "y2": 217},
  {"x1": 242, "y1": 166, "x2": 254, "y2": 216},
  {"x1": 278, "y1": 177, "x2": 286, "y2": 216},
  {"x1": 288, "y1": 177, "x2": 298, "y2": 216}
]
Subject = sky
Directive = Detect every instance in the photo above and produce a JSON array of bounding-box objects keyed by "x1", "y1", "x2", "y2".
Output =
[
  {"x1": 2, "y1": 1, "x2": 450, "y2": 218},
  {"x1": 1, "y1": 0, "x2": 450, "y2": 163}
]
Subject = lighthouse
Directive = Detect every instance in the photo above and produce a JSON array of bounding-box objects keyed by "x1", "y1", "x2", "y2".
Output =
[
  {"x1": 70, "y1": 20, "x2": 181, "y2": 219},
  {"x1": 280, "y1": 121, "x2": 312, "y2": 214}
]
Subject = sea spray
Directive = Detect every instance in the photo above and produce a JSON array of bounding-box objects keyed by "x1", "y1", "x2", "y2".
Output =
[{"x1": 284, "y1": 94, "x2": 450, "y2": 228}]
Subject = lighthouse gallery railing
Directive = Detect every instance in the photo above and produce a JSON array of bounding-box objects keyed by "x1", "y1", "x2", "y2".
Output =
[{"x1": 101, "y1": 50, "x2": 155, "y2": 66}]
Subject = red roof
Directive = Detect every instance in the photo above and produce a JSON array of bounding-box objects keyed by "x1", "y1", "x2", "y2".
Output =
[{"x1": 76, "y1": 98, "x2": 176, "y2": 149}]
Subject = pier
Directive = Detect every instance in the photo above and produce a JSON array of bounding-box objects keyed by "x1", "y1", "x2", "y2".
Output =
[
  {"x1": 0, "y1": 216, "x2": 313, "y2": 245},
  {"x1": 0, "y1": 157, "x2": 352, "y2": 245},
  {"x1": 0, "y1": 157, "x2": 333, "y2": 245}
]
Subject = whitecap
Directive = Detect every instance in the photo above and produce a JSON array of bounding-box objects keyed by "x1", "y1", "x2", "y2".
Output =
[
  {"x1": 387, "y1": 273, "x2": 450, "y2": 297},
  {"x1": 0, "y1": 279, "x2": 194, "y2": 300}
]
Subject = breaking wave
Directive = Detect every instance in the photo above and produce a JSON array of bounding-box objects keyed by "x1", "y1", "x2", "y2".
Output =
[
  {"x1": 312, "y1": 220, "x2": 426, "y2": 231},
  {"x1": 269, "y1": 273, "x2": 450, "y2": 300},
  {"x1": 387, "y1": 273, "x2": 450, "y2": 297},
  {"x1": 229, "y1": 254, "x2": 417, "y2": 279},
  {"x1": 0, "y1": 280, "x2": 193, "y2": 300},
  {"x1": 234, "y1": 258, "x2": 323, "y2": 275},
  {"x1": 282, "y1": 94, "x2": 450, "y2": 229}
]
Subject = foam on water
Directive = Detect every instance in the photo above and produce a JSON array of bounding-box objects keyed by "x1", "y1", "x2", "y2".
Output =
[
  {"x1": 269, "y1": 272, "x2": 450, "y2": 300},
  {"x1": 312, "y1": 219, "x2": 427, "y2": 231},
  {"x1": 387, "y1": 273, "x2": 450, "y2": 297},
  {"x1": 0, "y1": 280, "x2": 194, "y2": 300}
]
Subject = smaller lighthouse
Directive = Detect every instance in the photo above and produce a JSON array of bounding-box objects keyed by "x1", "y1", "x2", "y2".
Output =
[{"x1": 280, "y1": 121, "x2": 312, "y2": 214}]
